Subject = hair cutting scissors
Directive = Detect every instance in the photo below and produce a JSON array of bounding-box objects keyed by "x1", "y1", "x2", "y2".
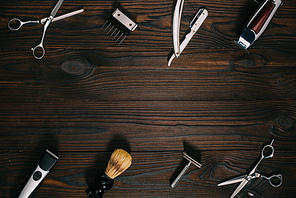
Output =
[
  {"x1": 8, "y1": 0, "x2": 84, "y2": 59},
  {"x1": 218, "y1": 139, "x2": 282, "y2": 198}
]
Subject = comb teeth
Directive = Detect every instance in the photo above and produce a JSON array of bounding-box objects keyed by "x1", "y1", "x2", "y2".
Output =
[{"x1": 101, "y1": 8, "x2": 138, "y2": 45}]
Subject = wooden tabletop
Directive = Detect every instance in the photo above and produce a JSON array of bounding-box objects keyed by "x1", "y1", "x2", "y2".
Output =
[{"x1": 1, "y1": 0, "x2": 296, "y2": 197}]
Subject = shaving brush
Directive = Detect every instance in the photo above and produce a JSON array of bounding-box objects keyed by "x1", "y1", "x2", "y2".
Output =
[{"x1": 86, "y1": 149, "x2": 132, "y2": 198}]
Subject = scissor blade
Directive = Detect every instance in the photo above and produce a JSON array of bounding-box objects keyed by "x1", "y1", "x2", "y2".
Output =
[
  {"x1": 218, "y1": 175, "x2": 246, "y2": 186},
  {"x1": 40, "y1": 9, "x2": 84, "y2": 24},
  {"x1": 50, "y1": 0, "x2": 64, "y2": 18},
  {"x1": 230, "y1": 179, "x2": 249, "y2": 198}
]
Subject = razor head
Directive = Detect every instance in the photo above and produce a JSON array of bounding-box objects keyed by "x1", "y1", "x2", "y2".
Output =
[
  {"x1": 101, "y1": 8, "x2": 138, "y2": 45},
  {"x1": 183, "y1": 152, "x2": 202, "y2": 168},
  {"x1": 189, "y1": 8, "x2": 205, "y2": 28}
]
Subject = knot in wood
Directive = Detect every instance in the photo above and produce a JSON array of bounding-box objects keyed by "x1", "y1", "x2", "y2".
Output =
[
  {"x1": 61, "y1": 59, "x2": 88, "y2": 76},
  {"x1": 276, "y1": 116, "x2": 295, "y2": 131}
]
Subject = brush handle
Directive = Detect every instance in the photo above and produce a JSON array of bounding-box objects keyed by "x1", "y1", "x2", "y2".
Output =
[{"x1": 86, "y1": 173, "x2": 114, "y2": 198}]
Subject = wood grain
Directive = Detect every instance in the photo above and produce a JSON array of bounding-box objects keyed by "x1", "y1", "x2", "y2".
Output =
[
  {"x1": 1, "y1": 151, "x2": 295, "y2": 198},
  {"x1": 0, "y1": 49, "x2": 296, "y2": 101},
  {"x1": 1, "y1": 0, "x2": 295, "y2": 50},
  {"x1": 0, "y1": 0, "x2": 296, "y2": 197}
]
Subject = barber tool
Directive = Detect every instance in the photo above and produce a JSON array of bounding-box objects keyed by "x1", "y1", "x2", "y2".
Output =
[
  {"x1": 218, "y1": 139, "x2": 283, "y2": 198},
  {"x1": 172, "y1": 0, "x2": 185, "y2": 58},
  {"x1": 18, "y1": 149, "x2": 59, "y2": 198},
  {"x1": 101, "y1": 8, "x2": 138, "y2": 46},
  {"x1": 233, "y1": 0, "x2": 282, "y2": 51},
  {"x1": 86, "y1": 149, "x2": 132, "y2": 198},
  {"x1": 171, "y1": 151, "x2": 202, "y2": 188},
  {"x1": 8, "y1": 0, "x2": 84, "y2": 59},
  {"x1": 169, "y1": 7, "x2": 208, "y2": 66}
]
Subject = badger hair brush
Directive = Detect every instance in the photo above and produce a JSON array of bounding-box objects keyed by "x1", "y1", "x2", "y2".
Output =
[{"x1": 86, "y1": 149, "x2": 132, "y2": 198}]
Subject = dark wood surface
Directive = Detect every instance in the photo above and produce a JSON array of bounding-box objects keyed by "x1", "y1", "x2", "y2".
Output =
[{"x1": 1, "y1": 0, "x2": 296, "y2": 197}]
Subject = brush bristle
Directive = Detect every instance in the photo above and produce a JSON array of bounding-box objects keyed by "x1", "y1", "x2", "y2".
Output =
[{"x1": 105, "y1": 149, "x2": 132, "y2": 179}]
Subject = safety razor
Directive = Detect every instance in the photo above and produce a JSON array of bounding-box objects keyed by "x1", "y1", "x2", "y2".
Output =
[{"x1": 171, "y1": 152, "x2": 202, "y2": 188}]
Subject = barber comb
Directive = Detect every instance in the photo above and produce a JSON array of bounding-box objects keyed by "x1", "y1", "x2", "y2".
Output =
[{"x1": 101, "y1": 8, "x2": 138, "y2": 45}]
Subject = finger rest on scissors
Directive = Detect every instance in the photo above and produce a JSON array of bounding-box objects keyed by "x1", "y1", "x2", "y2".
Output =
[
  {"x1": 8, "y1": 18, "x2": 39, "y2": 31},
  {"x1": 8, "y1": 18, "x2": 23, "y2": 31},
  {"x1": 32, "y1": 45, "x2": 45, "y2": 59},
  {"x1": 261, "y1": 174, "x2": 283, "y2": 187}
]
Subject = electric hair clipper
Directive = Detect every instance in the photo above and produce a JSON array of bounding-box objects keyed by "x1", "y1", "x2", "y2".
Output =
[
  {"x1": 233, "y1": 0, "x2": 282, "y2": 51},
  {"x1": 18, "y1": 149, "x2": 59, "y2": 198}
]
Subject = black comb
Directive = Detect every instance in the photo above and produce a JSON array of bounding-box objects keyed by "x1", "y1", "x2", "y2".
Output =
[{"x1": 101, "y1": 8, "x2": 138, "y2": 45}]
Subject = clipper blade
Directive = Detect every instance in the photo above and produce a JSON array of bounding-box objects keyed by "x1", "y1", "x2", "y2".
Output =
[
  {"x1": 232, "y1": 40, "x2": 249, "y2": 54},
  {"x1": 101, "y1": 8, "x2": 138, "y2": 45}
]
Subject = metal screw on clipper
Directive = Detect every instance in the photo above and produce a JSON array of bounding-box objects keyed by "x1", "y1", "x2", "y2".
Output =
[{"x1": 171, "y1": 152, "x2": 202, "y2": 188}]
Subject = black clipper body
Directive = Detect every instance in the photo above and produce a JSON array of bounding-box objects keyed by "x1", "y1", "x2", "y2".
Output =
[{"x1": 234, "y1": 0, "x2": 282, "y2": 51}]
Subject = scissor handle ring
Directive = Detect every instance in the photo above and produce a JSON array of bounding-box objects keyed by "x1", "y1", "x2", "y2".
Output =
[
  {"x1": 32, "y1": 44, "x2": 45, "y2": 59},
  {"x1": 261, "y1": 144, "x2": 274, "y2": 159},
  {"x1": 8, "y1": 18, "x2": 23, "y2": 31},
  {"x1": 265, "y1": 174, "x2": 283, "y2": 187}
]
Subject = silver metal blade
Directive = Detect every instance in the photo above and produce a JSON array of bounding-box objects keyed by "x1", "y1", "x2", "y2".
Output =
[
  {"x1": 190, "y1": 8, "x2": 208, "y2": 33},
  {"x1": 180, "y1": 8, "x2": 208, "y2": 54},
  {"x1": 218, "y1": 175, "x2": 246, "y2": 186},
  {"x1": 50, "y1": 0, "x2": 64, "y2": 18},
  {"x1": 40, "y1": 9, "x2": 84, "y2": 24},
  {"x1": 190, "y1": 8, "x2": 205, "y2": 28},
  {"x1": 183, "y1": 152, "x2": 202, "y2": 168},
  {"x1": 230, "y1": 179, "x2": 249, "y2": 198},
  {"x1": 168, "y1": 8, "x2": 208, "y2": 67}
]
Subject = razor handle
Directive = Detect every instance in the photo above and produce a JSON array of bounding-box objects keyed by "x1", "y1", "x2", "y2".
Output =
[{"x1": 18, "y1": 149, "x2": 58, "y2": 198}]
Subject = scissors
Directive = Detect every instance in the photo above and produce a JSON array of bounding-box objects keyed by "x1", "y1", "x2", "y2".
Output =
[
  {"x1": 169, "y1": 2, "x2": 208, "y2": 67},
  {"x1": 218, "y1": 139, "x2": 283, "y2": 198},
  {"x1": 8, "y1": 0, "x2": 84, "y2": 59}
]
